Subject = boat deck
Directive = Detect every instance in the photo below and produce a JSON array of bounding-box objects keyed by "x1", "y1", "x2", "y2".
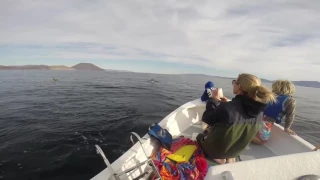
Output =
[
  {"x1": 91, "y1": 99, "x2": 317, "y2": 180},
  {"x1": 179, "y1": 121, "x2": 277, "y2": 161}
]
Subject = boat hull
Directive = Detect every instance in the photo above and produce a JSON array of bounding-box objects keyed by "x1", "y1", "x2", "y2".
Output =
[{"x1": 91, "y1": 99, "x2": 318, "y2": 180}]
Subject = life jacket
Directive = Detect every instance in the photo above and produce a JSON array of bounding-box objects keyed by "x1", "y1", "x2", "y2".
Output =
[{"x1": 263, "y1": 95, "x2": 289, "y2": 124}]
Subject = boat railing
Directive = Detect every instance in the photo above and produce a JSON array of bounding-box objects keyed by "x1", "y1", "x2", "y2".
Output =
[{"x1": 95, "y1": 132, "x2": 162, "y2": 180}]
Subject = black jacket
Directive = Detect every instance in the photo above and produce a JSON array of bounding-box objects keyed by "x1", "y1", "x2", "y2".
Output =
[{"x1": 200, "y1": 95, "x2": 267, "y2": 159}]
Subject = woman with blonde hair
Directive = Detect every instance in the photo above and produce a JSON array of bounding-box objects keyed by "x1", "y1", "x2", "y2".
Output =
[
  {"x1": 197, "y1": 73, "x2": 275, "y2": 164},
  {"x1": 252, "y1": 80, "x2": 297, "y2": 145}
]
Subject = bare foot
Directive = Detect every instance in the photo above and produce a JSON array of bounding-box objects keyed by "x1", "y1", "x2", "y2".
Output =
[
  {"x1": 227, "y1": 158, "x2": 236, "y2": 163},
  {"x1": 213, "y1": 159, "x2": 226, "y2": 164},
  {"x1": 251, "y1": 136, "x2": 264, "y2": 145}
]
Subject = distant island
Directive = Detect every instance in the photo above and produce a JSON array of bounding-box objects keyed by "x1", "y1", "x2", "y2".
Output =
[
  {"x1": 260, "y1": 78, "x2": 320, "y2": 88},
  {"x1": 0, "y1": 63, "x2": 104, "y2": 71},
  {"x1": 1, "y1": 63, "x2": 319, "y2": 88},
  {"x1": 181, "y1": 74, "x2": 320, "y2": 89}
]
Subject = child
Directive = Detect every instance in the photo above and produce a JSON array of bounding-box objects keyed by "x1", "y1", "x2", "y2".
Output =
[{"x1": 252, "y1": 80, "x2": 297, "y2": 145}]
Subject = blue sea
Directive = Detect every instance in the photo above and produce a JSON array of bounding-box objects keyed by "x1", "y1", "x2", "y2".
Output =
[{"x1": 0, "y1": 70, "x2": 319, "y2": 180}]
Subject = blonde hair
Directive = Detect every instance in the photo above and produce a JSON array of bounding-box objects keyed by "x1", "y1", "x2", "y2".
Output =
[
  {"x1": 272, "y1": 80, "x2": 296, "y2": 96},
  {"x1": 237, "y1": 73, "x2": 276, "y2": 104}
]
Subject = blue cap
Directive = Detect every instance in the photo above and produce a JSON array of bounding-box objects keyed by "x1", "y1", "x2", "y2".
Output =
[
  {"x1": 205, "y1": 81, "x2": 214, "y2": 89},
  {"x1": 201, "y1": 81, "x2": 215, "y2": 101}
]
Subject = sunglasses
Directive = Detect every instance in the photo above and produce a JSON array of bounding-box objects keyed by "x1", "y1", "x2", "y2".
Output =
[{"x1": 232, "y1": 80, "x2": 239, "y2": 85}]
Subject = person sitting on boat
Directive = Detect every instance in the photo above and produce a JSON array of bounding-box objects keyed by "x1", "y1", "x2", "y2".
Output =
[
  {"x1": 197, "y1": 73, "x2": 275, "y2": 164},
  {"x1": 252, "y1": 80, "x2": 296, "y2": 145}
]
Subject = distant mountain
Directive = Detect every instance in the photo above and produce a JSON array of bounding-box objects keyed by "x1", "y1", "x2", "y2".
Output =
[
  {"x1": 49, "y1": 65, "x2": 74, "y2": 70},
  {"x1": 0, "y1": 63, "x2": 104, "y2": 71},
  {"x1": 0, "y1": 65, "x2": 51, "y2": 70},
  {"x1": 261, "y1": 78, "x2": 272, "y2": 83},
  {"x1": 104, "y1": 69, "x2": 132, "y2": 73},
  {"x1": 72, "y1": 63, "x2": 104, "y2": 71},
  {"x1": 260, "y1": 79, "x2": 320, "y2": 88},
  {"x1": 178, "y1": 74, "x2": 320, "y2": 88},
  {"x1": 291, "y1": 81, "x2": 320, "y2": 88},
  {"x1": 1, "y1": 65, "x2": 319, "y2": 88}
]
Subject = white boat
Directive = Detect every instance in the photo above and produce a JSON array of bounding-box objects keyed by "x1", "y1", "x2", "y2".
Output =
[{"x1": 91, "y1": 98, "x2": 320, "y2": 180}]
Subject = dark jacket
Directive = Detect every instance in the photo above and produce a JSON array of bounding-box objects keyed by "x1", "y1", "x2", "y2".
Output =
[{"x1": 200, "y1": 95, "x2": 267, "y2": 159}]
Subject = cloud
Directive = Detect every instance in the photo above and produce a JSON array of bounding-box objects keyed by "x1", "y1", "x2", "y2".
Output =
[{"x1": 1, "y1": 0, "x2": 320, "y2": 80}]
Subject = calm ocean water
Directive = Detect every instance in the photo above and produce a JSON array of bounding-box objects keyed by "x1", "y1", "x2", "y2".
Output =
[{"x1": 0, "y1": 70, "x2": 319, "y2": 180}]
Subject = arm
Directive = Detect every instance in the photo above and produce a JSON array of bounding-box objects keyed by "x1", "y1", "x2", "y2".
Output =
[
  {"x1": 206, "y1": 98, "x2": 220, "y2": 110},
  {"x1": 284, "y1": 98, "x2": 296, "y2": 129},
  {"x1": 202, "y1": 98, "x2": 220, "y2": 126}
]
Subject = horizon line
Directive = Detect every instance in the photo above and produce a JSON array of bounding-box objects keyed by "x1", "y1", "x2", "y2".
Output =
[{"x1": 0, "y1": 63, "x2": 319, "y2": 82}]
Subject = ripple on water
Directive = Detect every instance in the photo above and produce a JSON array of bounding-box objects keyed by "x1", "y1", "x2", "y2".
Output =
[{"x1": 0, "y1": 71, "x2": 319, "y2": 180}]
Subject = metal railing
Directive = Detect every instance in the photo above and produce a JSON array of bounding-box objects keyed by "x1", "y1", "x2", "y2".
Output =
[{"x1": 95, "y1": 132, "x2": 162, "y2": 180}]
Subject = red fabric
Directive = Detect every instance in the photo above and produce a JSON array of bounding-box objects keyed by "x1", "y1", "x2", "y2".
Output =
[
  {"x1": 195, "y1": 156, "x2": 208, "y2": 178},
  {"x1": 152, "y1": 137, "x2": 208, "y2": 180},
  {"x1": 170, "y1": 136, "x2": 196, "y2": 153}
]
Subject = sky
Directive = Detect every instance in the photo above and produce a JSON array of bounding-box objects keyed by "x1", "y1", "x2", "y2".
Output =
[{"x1": 1, "y1": 0, "x2": 320, "y2": 81}]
